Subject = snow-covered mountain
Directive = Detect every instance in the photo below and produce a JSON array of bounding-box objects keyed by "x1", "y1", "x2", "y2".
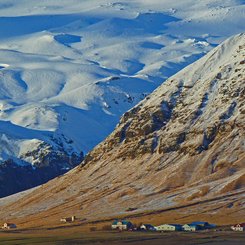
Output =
[
  {"x1": 0, "y1": 0, "x2": 244, "y2": 197},
  {"x1": 0, "y1": 33, "x2": 244, "y2": 227}
]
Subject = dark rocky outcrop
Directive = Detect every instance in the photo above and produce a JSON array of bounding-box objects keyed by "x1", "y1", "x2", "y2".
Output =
[{"x1": 0, "y1": 150, "x2": 83, "y2": 198}]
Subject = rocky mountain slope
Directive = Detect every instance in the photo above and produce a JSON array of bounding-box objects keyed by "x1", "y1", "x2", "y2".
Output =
[
  {"x1": 0, "y1": 33, "x2": 244, "y2": 227},
  {"x1": 0, "y1": 0, "x2": 245, "y2": 197}
]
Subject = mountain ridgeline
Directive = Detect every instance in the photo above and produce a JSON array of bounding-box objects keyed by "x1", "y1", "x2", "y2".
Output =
[
  {"x1": 0, "y1": 0, "x2": 244, "y2": 199},
  {"x1": 0, "y1": 33, "x2": 244, "y2": 227},
  {"x1": 84, "y1": 33, "x2": 245, "y2": 184}
]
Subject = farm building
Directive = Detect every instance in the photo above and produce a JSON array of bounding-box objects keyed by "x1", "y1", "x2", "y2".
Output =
[
  {"x1": 182, "y1": 224, "x2": 200, "y2": 231},
  {"x1": 111, "y1": 220, "x2": 133, "y2": 230},
  {"x1": 190, "y1": 221, "x2": 210, "y2": 229},
  {"x1": 155, "y1": 224, "x2": 182, "y2": 231},
  {"x1": 231, "y1": 223, "x2": 245, "y2": 231},
  {"x1": 2, "y1": 223, "x2": 17, "y2": 229},
  {"x1": 140, "y1": 224, "x2": 156, "y2": 231},
  {"x1": 60, "y1": 216, "x2": 76, "y2": 223}
]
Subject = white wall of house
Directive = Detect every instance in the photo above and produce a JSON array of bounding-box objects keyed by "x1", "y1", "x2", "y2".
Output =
[
  {"x1": 231, "y1": 226, "x2": 244, "y2": 231},
  {"x1": 182, "y1": 225, "x2": 197, "y2": 231},
  {"x1": 111, "y1": 223, "x2": 128, "y2": 230},
  {"x1": 155, "y1": 224, "x2": 176, "y2": 231}
]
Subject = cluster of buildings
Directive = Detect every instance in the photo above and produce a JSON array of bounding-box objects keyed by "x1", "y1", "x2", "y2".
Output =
[
  {"x1": 1, "y1": 223, "x2": 17, "y2": 229},
  {"x1": 111, "y1": 220, "x2": 245, "y2": 232},
  {"x1": 111, "y1": 220, "x2": 213, "y2": 232},
  {"x1": 1, "y1": 219, "x2": 244, "y2": 232}
]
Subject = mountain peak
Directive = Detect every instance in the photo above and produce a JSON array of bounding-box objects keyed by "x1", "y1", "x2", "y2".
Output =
[
  {"x1": 0, "y1": 0, "x2": 244, "y2": 197},
  {"x1": 1, "y1": 33, "x2": 244, "y2": 227}
]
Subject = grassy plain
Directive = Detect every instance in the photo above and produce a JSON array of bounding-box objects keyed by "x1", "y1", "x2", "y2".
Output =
[{"x1": 0, "y1": 228, "x2": 245, "y2": 245}]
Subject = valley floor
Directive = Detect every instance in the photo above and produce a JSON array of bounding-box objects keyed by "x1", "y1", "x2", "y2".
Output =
[{"x1": 0, "y1": 229, "x2": 244, "y2": 245}]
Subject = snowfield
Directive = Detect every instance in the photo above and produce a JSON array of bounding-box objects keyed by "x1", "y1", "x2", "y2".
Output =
[{"x1": 0, "y1": 0, "x2": 244, "y2": 169}]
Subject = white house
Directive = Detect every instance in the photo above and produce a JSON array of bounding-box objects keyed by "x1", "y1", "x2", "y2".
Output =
[
  {"x1": 111, "y1": 220, "x2": 133, "y2": 230},
  {"x1": 155, "y1": 224, "x2": 182, "y2": 231},
  {"x1": 231, "y1": 223, "x2": 245, "y2": 231},
  {"x1": 182, "y1": 224, "x2": 199, "y2": 231}
]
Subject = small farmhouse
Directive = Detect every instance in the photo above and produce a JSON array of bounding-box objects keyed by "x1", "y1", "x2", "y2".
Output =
[
  {"x1": 60, "y1": 216, "x2": 76, "y2": 223},
  {"x1": 231, "y1": 223, "x2": 245, "y2": 231},
  {"x1": 182, "y1": 224, "x2": 200, "y2": 231},
  {"x1": 111, "y1": 220, "x2": 133, "y2": 230},
  {"x1": 2, "y1": 223, "x2": 17, "y2": 229},
  {"x1": 140, "y1": 224, "x2": 156, "y2": 231},
  {"x1": 155, "y1": 224, "x2": 182, "y2": 231}
]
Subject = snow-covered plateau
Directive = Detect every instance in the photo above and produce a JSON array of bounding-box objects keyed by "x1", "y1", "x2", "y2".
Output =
[{"x1": 0, "y1": 0, "x2": 244, "y2": 197}]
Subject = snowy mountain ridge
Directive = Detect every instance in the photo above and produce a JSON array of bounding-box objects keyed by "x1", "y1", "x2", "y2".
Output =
[
  {"x1": 0, "y1": 33, "x2": 244, "y2": 227},
  {"x1": 0, "y1": 0, "x2": 244, "y2": 197}
]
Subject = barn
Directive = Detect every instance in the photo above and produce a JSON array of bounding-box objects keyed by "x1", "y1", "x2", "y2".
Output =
[{"x1": 155, "y1": 224, "x2": 182, "y2": 231}]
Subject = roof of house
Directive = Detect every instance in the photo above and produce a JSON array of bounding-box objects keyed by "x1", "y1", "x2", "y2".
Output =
[
  {"x1": 155, "y1": 224, "x2": 182, "y2": 228},
  {"x1": 142, "y1": 224, "x2": 154, "y2": 228},
  {"x1": 191, "y1": 221, "x2": 209, "y2": 225},
  {"x1": 235, "y1": 223, "x2": 245, "y2": 227},
  {"x1": 183, "y1": 224, "x2": 198, "y2": 227},
  {"x1": 112, "y1": 220, "x2": 132, "y2": 225},
  {"x1": 121, "y1": 220, "x2": 132, "y2": 225}
]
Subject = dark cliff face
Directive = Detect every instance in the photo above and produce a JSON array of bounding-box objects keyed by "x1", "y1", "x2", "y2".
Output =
[{"x1": 0, "y1": 150, "x2": 83, "y2": 198}]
